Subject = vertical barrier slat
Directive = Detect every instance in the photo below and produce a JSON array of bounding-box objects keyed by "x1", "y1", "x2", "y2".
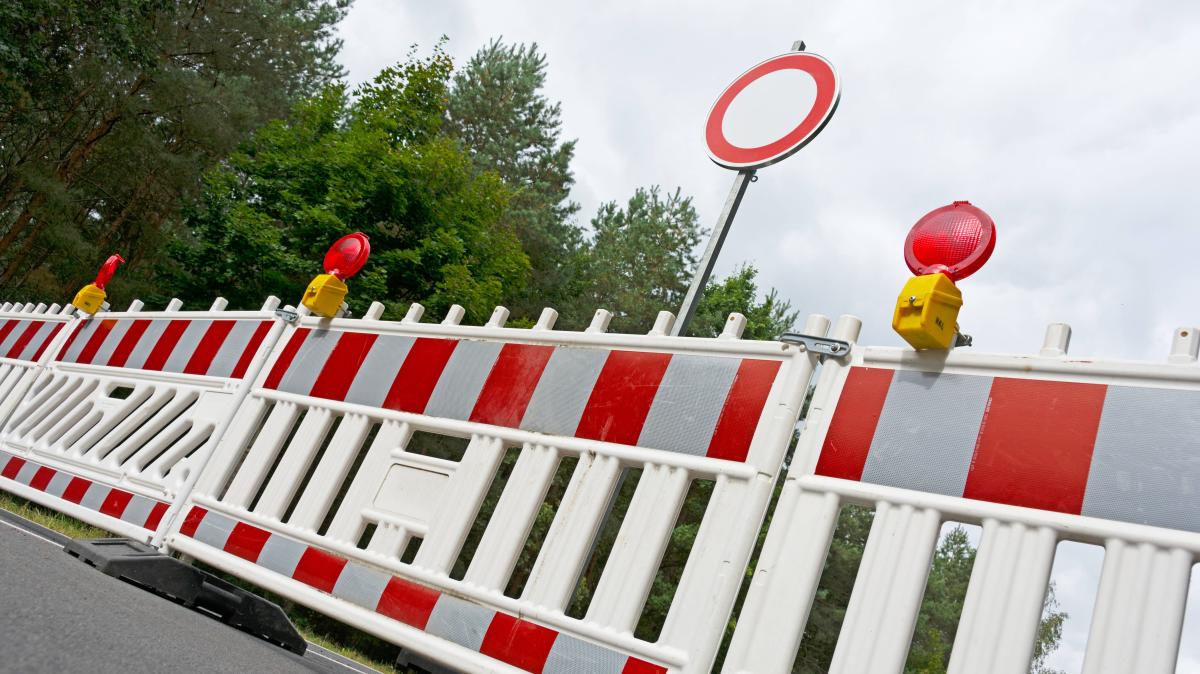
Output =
[
  {"x1": 721, "y1": 486, "x2": 842, "y2": 674},
  {"x1": 463, "y1": 443, "x2": 559, "y2": 589},
  {"x1": 287, "y1": 414, "x2": 372, "y2": 530},
  {"x1": 1081, "y1": 540, "x2": 1191, "y2": 674},
  {"x1": 520, "y1": 452, "x2": 622, "y2": 609},
  {"x1": 223, "y1": 401, "x2": 301, "y2": 507},
  {"x1": 253, "y1": 407, "x2": 335, "y2": 519},
  {"x1": 585, "y1": 462, "x2": 690, "y2": 631},
  {"x1": 947, "y1": 520, "x2": 1057, "y2": 674},
  {"x1": 326, "y1": 420, "x2": 409, "y2": 543},
  {"x1": 412, "y1": 435, "x2": 506, "y2": 574},
  {"x1": 828, "y1": 502, "x2": 941, "y2": 674}
]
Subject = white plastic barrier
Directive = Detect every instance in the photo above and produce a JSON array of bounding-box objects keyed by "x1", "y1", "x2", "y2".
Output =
[
  {"x1": 168, "y1": 304, "x2": 829, "y2": 673},
  {"x1": 723, "y1": 323, "x2": 1200, "y2": 674},
  {"x1": 0, "y1": 301, "x2": 75, "y2": 427},
  {"x1": 0, "y1": 298, "x2": 285, "y2": 542}
]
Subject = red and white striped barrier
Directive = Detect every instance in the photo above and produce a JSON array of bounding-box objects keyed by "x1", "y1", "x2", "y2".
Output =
[
  {"x1": 0, "y1": 297, "x2": 285, "y2": 541},
  {"x1": 0, "y1": 302, "x2": 76, "y2": 429},
  {"x1": 171, "y1": 303, "x2": 828, "y2": 673},
  {"x1": 723, "y1": 324, "x2": 1200, "y2": 674}
]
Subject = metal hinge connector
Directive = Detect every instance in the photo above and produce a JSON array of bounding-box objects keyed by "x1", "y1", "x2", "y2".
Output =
[
  {"x1": 779, "y1": 332, "x2": 852, "y2": 359},
  {"x1": 274, "y1": 308, "x2": 300, "y2": 324}
]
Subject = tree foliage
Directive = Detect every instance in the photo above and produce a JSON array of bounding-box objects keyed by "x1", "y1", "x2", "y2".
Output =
[
  {"x1": 164, "y1": 46, "x2": 528, "y2": 321},
  {"x1": 0, "y1": 0, "x2": 348, "y2": 302},
  {"x1": 446, "y1": 39, "x2": 582, "y2": 324}
]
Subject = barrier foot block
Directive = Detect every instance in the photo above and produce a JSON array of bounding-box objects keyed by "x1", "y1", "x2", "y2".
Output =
[{"x1": 64, "y1": 538, "x2": 306, "y2": 654}]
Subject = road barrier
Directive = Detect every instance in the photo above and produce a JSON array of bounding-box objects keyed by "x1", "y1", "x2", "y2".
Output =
[
  {"x1": 721, "y1": 323, "x2": 1200, "y2": 674},
  {"x1": 3, "y1": 288, "x2": 1199, "y2": 674},
  {"x1": 166, "y1": 303, "x2": 830, "y2": 673},
  {"x1": 0, "y1": 297, "x2": 285, "y2": 542}
]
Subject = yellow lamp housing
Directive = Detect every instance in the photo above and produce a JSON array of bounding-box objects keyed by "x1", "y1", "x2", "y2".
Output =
[
  {"x1": 301, "y1": 273, "x2": 348, "y2": 318},
  {"x1": 72, "y1": 283, "x2": 107, "y2": 316},
  {"x1": 892, "y1": 273, "x2": 963, "y2": 350}
]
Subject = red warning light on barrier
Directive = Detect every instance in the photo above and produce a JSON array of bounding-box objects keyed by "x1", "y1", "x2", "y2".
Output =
[
  {"x1": 93, "y1": 254, "x2": 125, "y2": 290},
  {"x1": 903, "y1": 201, "x2": 995, "y2": 282},
  {"x1": 324, "y1": 232, "x2": 370, "y2": 281}
]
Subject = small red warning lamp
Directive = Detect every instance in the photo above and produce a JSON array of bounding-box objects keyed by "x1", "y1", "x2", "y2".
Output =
[
  {"x1": 893, "y1": 201, "x2": 996, "y2": 350},
  {"x1": 302, "y1": 232, "x2": 371, "y2": 317},
  {"x1": 72, "y1": 253, "x2": 125, "y2": 315},
  {"x1": 94, "y1": 254, "x2": 125, "y2": 289},
  {"x1": 903, "y1": 201, "x2": 995, "y2": 282},
  {"x1": 323, "y1": 232, "x2": 370, "y2": 281}
]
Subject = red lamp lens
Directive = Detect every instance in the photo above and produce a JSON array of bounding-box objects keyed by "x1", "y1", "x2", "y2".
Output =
[
  {"x1": 904, "y1": 201, "x2": 995, "y2": 282},
  {"x1": 94, "y1": 254, "x2": 125, "y2": 289},
  {"x1": 323, "y1": 232, "x2": 370, "y2": 280}
]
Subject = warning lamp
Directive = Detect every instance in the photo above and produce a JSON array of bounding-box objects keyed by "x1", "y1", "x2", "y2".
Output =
[
  {"x1": 301, "y1": 232, "x2": 371, "y2": 317},
  {"x1": 892, "y1": 201, "x2": 995, "y2": 350},
  {"x1": 72, "y1": 254, "x2": 125, "y2": 316}
]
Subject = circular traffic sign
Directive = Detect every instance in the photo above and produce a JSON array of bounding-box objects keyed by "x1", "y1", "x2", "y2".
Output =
[
  {"x1": 705, "y1": 51, "x2": 840, "y2": 170},
  {"x1": 904, "y1": 201, "x2": 996, "y2": 282}
]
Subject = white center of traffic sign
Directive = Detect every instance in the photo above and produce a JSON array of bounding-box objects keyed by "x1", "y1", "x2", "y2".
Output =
[{"x1": 705, "y1": 51, "x2": 840, "y2": 170}]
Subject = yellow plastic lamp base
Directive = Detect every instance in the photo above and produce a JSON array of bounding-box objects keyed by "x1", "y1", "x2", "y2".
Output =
[
  {"x1": 892, "y1": 273, "x2": 963, "y2": 350},
  {"x1": 301, "y1": 273, "x2": 348, "y2": 318},
  {"x1": 72, "y1": 283, "x2": 107, "y2": 315}
]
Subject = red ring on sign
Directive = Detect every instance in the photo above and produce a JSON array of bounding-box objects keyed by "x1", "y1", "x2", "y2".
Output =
[
  {"x1": 705, "y1": 52, "x2": 839, "y2": 169},
  {"x1": 903, "y1": 201, "x2": 996, "y2": 282}
]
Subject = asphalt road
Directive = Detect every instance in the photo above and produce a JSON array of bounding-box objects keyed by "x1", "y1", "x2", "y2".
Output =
[{"x1": 0, "y1": 510, "x2": 381, "y2": 674}]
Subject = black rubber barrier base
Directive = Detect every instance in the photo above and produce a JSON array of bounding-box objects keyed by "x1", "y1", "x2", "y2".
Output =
[{"x1": 65, "y1": 538, "x2": 307, "y2": 655}]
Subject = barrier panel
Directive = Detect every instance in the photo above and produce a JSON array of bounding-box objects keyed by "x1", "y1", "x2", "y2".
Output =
[
  {"x1": 167, "y1": 304, "x2": 831, "y2": 673},
  {"x1": 722, "y1": 324, "x2": 1200, "y2": 674},
  {"x1": 0, "y1": 298, "x2": 285, "y2": 542},
  {"x1": 0, "y1": 301, "x2": 76, "y2": 427}
]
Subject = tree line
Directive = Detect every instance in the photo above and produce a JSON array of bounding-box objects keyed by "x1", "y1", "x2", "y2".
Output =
[{"x1": 0, "y1": 4, "x2": 1064, "y2": 672}]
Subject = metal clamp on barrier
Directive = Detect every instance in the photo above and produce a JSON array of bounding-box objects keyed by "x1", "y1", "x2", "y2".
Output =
[{"x1": 779, "y1": 332, "x2": 851, "y2": 359}]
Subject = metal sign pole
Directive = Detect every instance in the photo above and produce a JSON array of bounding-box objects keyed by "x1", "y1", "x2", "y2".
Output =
[{"x1": 670, "y1": 168, "x2": 755, "y2": 336}]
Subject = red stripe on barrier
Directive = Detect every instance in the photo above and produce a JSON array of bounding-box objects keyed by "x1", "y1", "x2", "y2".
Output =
[
  {"x1": 99, "y1": 489, "x2": 133, "y2": 518},
  {"x1": 75, "y1": 319, "x2": 118, "y2": 365},
  {"x1": 479, "y1": 613, "x2": 557, "y2": 673},
  {"x1": 576, "y1": 351, "x2": 672, "y2": 445},
  {"x1": 62, "y1": 477, "x2": 91, "y2": 504},
  {"x1": 107, "y1": 320, "x2": 151, "y2": 367},
  {"x1": 382, "y1": 337, "x2": 458, "y2": 413},
  {"x1": 231, "y1": 321, "x2": 272, "y2": 379},
  {"x1": 963, "y1": 378, "x2": 1107, "y2": 514},
  {"x1": 55, "y1": 322, "x2": 86, "y2": 361},
  {"x1": 142, "y1": 320, "x2": 189, "y2": 371},
  {"x1": 7, "y1": 320, "x2": 44, "y2": 359},
  {"x1": 184, "y1": 320, "x2": 237, "y2": 375},
  {"x1": 376, "y1": 577, "x2": 440, "y2": 630},
  {"x1": 2, "y1": 456, "x2": 25, "y2": 480},
  {"x1": 309, "y1": 331, "x2": 379, "y2": 400},
  {"x1": 29, "y1": 466, "x2": 55, "y2": 491},
  {"x1": 144, "y1": 502, "x2": 169, "y2": 531},
  {"x1": 623, "y1": 658, "x2": 669, "y2": 674},
  {"x1": 30, "y1": 323, "x2": 64, "y2": 362},
  {"x1": 293, "y1": 547, "x2": 347, "y2": 594},
  {"x1": 471, "y1": 343, "x2": 555, "y2": 427},
  {"x1": 815, "y1": 367, "x2": 896, "y2": 481},
  {"x1": 0, "y1": 319, "x2": 18, "y2": 347},
  {"x1": 706, "y1": 359, "x2": 783, "y2": 462},
  {"x1": 225, "y1": 522, "x2": 272, "y2": 562},
  {"x1": 179, "y1": 506, "x2": 208, "y2": 537},
  {"x1": 264, "y1": 328, "x2": 311, "y2": 389}
]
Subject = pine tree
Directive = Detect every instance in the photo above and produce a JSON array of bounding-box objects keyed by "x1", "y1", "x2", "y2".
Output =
[{"x1": 446, "y1": 39, "x2": 583, "y2": 325}]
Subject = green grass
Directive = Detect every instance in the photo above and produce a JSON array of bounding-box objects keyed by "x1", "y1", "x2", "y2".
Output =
[
  {"x1": 0, "y1": 491, "x2": 400, "y2": 674},
  {"x1": 0, "y1": 490, "x2": 111, "y2": 539}
]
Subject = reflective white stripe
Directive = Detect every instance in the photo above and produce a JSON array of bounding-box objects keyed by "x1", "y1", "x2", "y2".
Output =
[
  {"x1": 423, "y1": 340, "x2": 503, "y2": 420},
  {"x1": 207, "y1": 320, "x2": 261, "y2": 377},
  {"x1": 519, "y1": 347, "x2": 608, "y2": 435},
  {"x1": 425, "y1": 594, "x2": 494, "y2": 652},
  {"x1": 124, "y1": 319, "x2": 170, "y2": 369},
  {"x1": 162, "y1": 320, "x2": 212, "y2": 373},
  {"x1": 16, "y1": 321, "x2": 58, "y2": 361},
  {"x1": 637, "y1": 354, "x2": 740, "y2": 456},
  {"x1": 343, "y1": 335, "x2": 414, "y2": 407},
  {"x1": 89, "y1": 319, "x2": 132, "y2": 365}
]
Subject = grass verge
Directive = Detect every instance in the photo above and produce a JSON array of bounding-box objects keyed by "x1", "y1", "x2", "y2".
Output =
[{"x1": 0, "y1": 491, "x2": 401, "y2": 674}]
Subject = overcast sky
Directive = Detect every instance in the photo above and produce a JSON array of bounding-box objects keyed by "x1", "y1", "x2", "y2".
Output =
[{"x1": 336, "y1": 2, "x2": 1200, "y2": 670}]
